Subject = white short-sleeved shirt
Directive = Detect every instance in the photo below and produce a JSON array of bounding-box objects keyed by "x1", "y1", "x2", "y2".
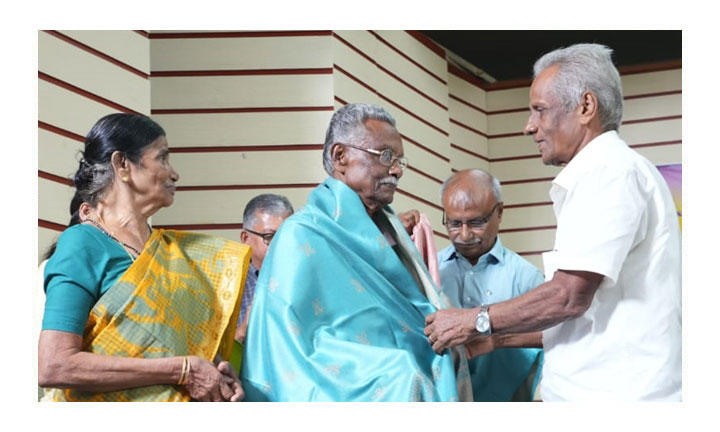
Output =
[{"x1": 541, "y1": 131, "x2": 681, "y2": 401}]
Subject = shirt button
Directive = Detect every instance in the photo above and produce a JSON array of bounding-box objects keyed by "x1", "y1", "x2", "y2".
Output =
[
  {"x1": 466, "y1": 297, "x2": 472, "y2": 302},
  {"x1": 487, "y1": 290, "x2": 492, "y2": 296}
]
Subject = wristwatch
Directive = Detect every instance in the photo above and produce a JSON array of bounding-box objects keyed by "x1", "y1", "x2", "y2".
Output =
[{"x1": 475, "y1": 306, "x2": 492, "y2": 335}]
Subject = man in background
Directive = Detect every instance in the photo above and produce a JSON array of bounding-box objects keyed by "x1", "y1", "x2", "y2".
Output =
[
  {"x1": 437, "y1": 169, "x2": 543, "y2": 401},
  {"x1": 235, "y1": 194, "x2": 293, "y2": 343}
]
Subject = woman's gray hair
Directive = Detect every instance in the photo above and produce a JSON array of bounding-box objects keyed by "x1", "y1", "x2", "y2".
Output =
[
  {"x1": 243, "y1": 194, "x2": 295, "y2": 230},
  {"x1": 440, "y1": 169, "x2": 502, "y2": 203},
  {"x1": 322, "y1": 103, "x2": 397, "y2": 174},
  {"x1": 533, "y1": 43, "x2": 623, "y2": 132}
]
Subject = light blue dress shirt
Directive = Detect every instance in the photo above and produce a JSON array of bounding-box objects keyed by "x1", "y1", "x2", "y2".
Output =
[{"x1": 438, "y1": 236, "x2": 545, "y2": 401}]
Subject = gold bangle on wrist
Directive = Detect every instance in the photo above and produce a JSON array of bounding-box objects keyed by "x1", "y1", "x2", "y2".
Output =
[{"x1": 178, "y1": 356, "x2": 190, "y2": 385}]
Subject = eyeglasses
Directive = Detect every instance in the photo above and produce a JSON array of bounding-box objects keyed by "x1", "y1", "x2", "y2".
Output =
[
  {"x1": 244, "y1": 228, "x2": 276, "y2": 245},
  {"x1": 442, "y1": 202, "x2": 501, "y2": 232},
  {"x1": 341, "y1": 143, "x2": 408, "y2": 169}
]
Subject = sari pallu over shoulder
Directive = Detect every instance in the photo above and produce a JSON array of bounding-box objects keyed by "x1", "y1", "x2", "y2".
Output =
[{"x1": 43, "y1": 229, "x2": 250, "y2": 402}]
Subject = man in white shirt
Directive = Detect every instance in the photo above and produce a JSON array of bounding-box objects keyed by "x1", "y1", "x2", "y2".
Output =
[{"x1": 424, "y1": 43, "x2": 681, "y2": 401}]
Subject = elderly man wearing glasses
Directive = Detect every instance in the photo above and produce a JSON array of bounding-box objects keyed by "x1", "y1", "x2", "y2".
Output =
[
  {"x1": 240, "y1": 103, "x2": 472, "y2": 401},
  {"x1": 436, "y1": 169, "x2": 544, "y2": 401},
  {"x1": 235, "y1": 194, "x2": 294, "y2": 343}
]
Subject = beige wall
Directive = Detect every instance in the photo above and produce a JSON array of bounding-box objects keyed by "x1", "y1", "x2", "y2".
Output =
[{"x1": 37, "y1": 31, "x2": 682, "y2": 273}]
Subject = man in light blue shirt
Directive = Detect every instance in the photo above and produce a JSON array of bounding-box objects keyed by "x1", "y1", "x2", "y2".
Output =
[{"x1": 437, "y1": 169, "x2": 544, "y2": 401}]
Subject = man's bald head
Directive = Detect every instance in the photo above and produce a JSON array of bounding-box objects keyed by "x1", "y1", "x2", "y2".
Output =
[{"x1": 440, "y1": 169, "x2": 504, "y2": 265}]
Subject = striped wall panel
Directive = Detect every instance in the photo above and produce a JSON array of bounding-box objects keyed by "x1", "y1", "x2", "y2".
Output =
[{"x1": 149, "y1": 31, "x2": 335, "y2": 239}]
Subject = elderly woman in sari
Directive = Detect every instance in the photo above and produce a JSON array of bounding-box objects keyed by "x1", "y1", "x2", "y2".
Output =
[{"x1": 38, "y1": 113, "x2": 250, "y2": 401}]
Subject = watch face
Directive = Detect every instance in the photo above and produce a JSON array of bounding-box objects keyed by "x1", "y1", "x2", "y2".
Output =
[{"x1": 475, "y1": 313, "x2": 490, "y2": 333}]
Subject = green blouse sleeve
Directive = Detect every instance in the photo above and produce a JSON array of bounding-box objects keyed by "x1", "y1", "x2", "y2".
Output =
[{"x1": 42, "y1": 225, "x2": 131, "y2": 334}]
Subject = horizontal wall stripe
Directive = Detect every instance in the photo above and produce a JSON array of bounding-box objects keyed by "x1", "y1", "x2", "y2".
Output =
[
  {"x1": 405, "y1": 31, "x2": 446, "y2": 59},
  {"x1": 624, "y1": 89, "x2": 682, "y2": 100},
  {"x1": 449, "y1": 94, "x2": 487, "y2": 115},
  {"x1": 334, "y1": 64, "x2": 450, "y2": 136},
  {"x1": 491, "y1": 154, "x2": 539, "y2": 162},
  {"x1": 151, "y1": 106, "x2": 335, "y2": 115},
  {"x1": 450, "y1": 143, "x2": 489, "y2": 161},
  {"x1": 622, "y1": 115, "x2": 682, "y2": 125},
  {"x1": 434, "y1": 230, "x2": 449, "y2": 240},
  {"x1": 151, "y1": 68, "x2": 333, "y2": 77},
  {"x1": 396, "y1": 188, "x2": 442, "y2": 211},
  {"x1": 39, "y1": 72, "x2": 142, "y2": 115},
  {"x1": 369, "y1": 31, "x2": 447, "y2": 85},
  {"x1": 502, "y1": 176, "x2": 555, "y2": 185},
  {"x1": 45, "y1": 30, "x2": 149, "y2": 79},
  {"x1": 39, "y1": 219, "x2": 66, "y2": 232},
  {"x1": 176, "y1": 183, "x2": 318, "y2": 191},
  {"x1": 487, "y1": 115, "x2": 683, "y2": 139},
  {"x1": 170, "y1": 144, "x2": 324, "y2": 153},
  {"x1": 134, "y1": 30, "x2": 149, "y2": 38},
  {"x1": 407, "y1": 166, "x2": 442, "y2": 185},
  {"x1": 499, "y1": 225, "x2": 556, "y2": 234},
  {"x1": 448, "y1": 64, "x2": 491, "y2": 90},
  {"x1": 39, "y1": 121, "x2": 85, "y2": 142},
  {"x1": 400, "y1": 133, "x2": 450, "y2": 162},
  {"x1": 503, "y1": 201, "x2": 553, "y2": 209},
  {"x1": 450, "y1": 118, "x2": 488, "y2": 138},
  {"x1": 39, "y1": 170, "x2": 73, "y2": 186},
  {"x1": 630, "y1": 139, "x2": 682, "y2": 149},
  {"x1": 486, "y1": 90, "x2": 684, "y2": 115},
  {"x1": 149, "y1": 31, "x2": 333, "y2": 39}
]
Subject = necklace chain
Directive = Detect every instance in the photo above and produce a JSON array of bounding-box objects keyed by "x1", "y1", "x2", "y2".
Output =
[{"x1": 86, "y1": 218, "x2": 143, "y2": 257}]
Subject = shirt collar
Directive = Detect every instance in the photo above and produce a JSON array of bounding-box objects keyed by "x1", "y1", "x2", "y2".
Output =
[
  {"x1": 553, "y1": 130, "x2": 619, "y2": 191},
  {"x1": 443, "y1": 236, "x2": 505, "y2": 266}
]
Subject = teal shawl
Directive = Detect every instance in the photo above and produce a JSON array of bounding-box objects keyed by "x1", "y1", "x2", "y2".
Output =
[{"x1": 241, "y1": 178, "x2": 468, "y2": 401}]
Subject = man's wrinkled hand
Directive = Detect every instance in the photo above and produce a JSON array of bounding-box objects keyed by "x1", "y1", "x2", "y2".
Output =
[{"x1": 424, "y1": 308, "x2": 479, "y2": 354}]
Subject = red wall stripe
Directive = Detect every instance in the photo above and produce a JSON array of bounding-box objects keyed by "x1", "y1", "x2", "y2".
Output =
[
  {"x1": 450, "y1": 143, "x2": 489, "y2": 162},
  {"x1": 449, "y1": 118, "x2": 488, "y2": 138},
  {"x1": 487, "y1": 115, "x2": 682, "y2": 140},
  {"x1": 44, "y1": 30, "x2": 149, "y2": 79},
  {"x1": 399, "y1": 133, "x2": 450, "y2": 163},
  {"x1": 39, "y1": 121, "x2": 85, "y2": 142},
  {"x1": 396, "y1": 188, "x2": 442, "y2": 211},
  {"x1": 502, "y1": 177, "x2": 555, "y2": 185},
  {"x1": 151, "y1": 68, "x2": 333, "y2": 77},
  {"x1": 407, "y1": 166, "x2": 443, "y2": 185},
  {"x1": 369, "y1": 31, "x2": 447, "y2": 85},
  {"x1": 503, "y1": 201, "x2": 553, "y2": 209},
  {"x1": 151, "y1": 106, "x2": 334, "y2": 115},
  {"x1": 449, "y1": 94, "x2": 488, "y2": 115},
  {"x1": 405, "y1": 31, "x2": 446, "y2": 59},
  {"x1": 39, "y1": 72, "x2": 143, "y2": 116},
  {"x1": 149, "y1": 31, "x2": 332, "y2": 39},
  {"x1": 39, "y1": 170, "x2": 73, "y2": 186},
  {"x1": 134, "y1": 30, "x2": 149, "y2": 38},
  {"x1": 334, "y1": 64, "x2": 450, "y2": 137},
  {"x1": 39, "y1": 219, "x2": 67, "y2": 232}
]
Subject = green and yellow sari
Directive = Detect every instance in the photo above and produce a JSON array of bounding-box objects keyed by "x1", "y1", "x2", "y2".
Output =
[{"x1": 44, "y1": 229, "x2": 250, "y2": 401}]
